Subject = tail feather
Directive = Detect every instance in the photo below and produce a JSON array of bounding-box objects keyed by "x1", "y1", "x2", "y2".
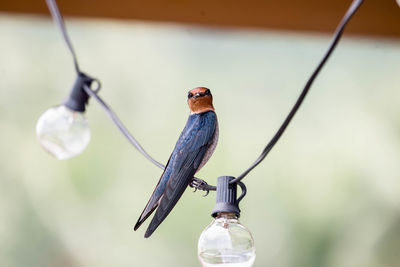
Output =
[
  {"x1": 134, "y1": 186, "x2": 164, "y2": 231},
  {"x1": 135, "y1": 158, "x2": 172, "y2": 231},
  {"x1": 143, "y1": 146, "x2": 207, "y2": 238},
  {"x1": 143, "y1": 178, "x2": 190, "y2": 238},
  {"x1": 134, "y1": 200, "x2": 159, "y2": 231},
  {"x1": 144, "y1": 170, "x2": 198, "y2": 237}
]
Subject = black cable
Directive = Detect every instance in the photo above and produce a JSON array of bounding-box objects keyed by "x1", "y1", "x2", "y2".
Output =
[
  {"x1": 46, "y1": 0, "x2": 165, "y2": 169},
  {"x1": 46, "y1": 0, "x2": 365, "y2": 190},
  {"x1": 230, "y1": 0, "x2": 364, "y2": 184},
  {"x1": 83, "y1": 84, "x2": 165, "y2": 170},
  {"x1": 46, "y1": 0, "x2": 81, "y2": 73}
]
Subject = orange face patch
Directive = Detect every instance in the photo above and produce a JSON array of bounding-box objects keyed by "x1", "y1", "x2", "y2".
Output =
[
  {"x1": 187, "y1": 87, "x2": 214, "y2": 114},
  {"x1": 188, "y1": 87, "x2": 209, "y2": 96}
]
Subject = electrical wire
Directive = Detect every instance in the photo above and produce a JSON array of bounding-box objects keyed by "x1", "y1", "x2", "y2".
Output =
[
  {"x1": 46, "y1": 0, "x2": 81, "y2": 74},
  {"x1": 230, "y1": 0, "x2": 365, "y2": 184},
  {"x1": 83, "y1": 84, "x2": 165, "y2": 170},
  {"x1": 46, "y1": 0, "x2": 165, "y2": 170},
  {"x1": 46, "y1": 0, "x2": 365, "y2": 189}
]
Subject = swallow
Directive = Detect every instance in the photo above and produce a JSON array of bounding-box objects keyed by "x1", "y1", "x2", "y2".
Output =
[{"x1": 134, "y1": 87, "x2": 218, "y2": 238}]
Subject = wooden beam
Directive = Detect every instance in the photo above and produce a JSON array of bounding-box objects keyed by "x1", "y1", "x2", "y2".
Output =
[{"x1": 1, "y1": 0, "x2": 399, "y2": 37}]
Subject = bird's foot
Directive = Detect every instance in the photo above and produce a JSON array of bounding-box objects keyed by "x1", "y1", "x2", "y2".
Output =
[{"x1": 189, "y1": 177, "x2": 216, "y2": 196}]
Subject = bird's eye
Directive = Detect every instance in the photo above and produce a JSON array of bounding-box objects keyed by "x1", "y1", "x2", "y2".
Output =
[
  {"x1": 204, "y1": 89, "x2": 211, "y2": 95},
  {"x1": 188, "y1": 92, "x2": 194, "y2": 98}
]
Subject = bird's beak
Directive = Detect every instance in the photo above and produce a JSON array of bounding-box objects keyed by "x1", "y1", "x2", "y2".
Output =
[{"x1": 194, "y1": 93, "x2": 202, "y2": 98}]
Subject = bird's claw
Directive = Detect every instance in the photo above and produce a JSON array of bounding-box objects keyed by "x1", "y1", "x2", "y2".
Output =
[{"x1": 189, "y1": 177, "x2": 215, "y2": 196}]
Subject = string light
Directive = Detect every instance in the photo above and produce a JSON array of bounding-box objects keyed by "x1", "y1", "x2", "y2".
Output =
[
  {"x1": 38, "y1": 0, "x2": 164, "y2": 167},
  {"x1": 198, "y1": 2, "x2": 364, "y2": 264},
  {"x1": 39, "y1": 0, "x2": 365, "y2": 266},
  {"x1": 198, "y1": 177, "x2": 255, "y2": 267},
  {"x1": 36, "y1": 73, "x2": 93, "y2": 159}
]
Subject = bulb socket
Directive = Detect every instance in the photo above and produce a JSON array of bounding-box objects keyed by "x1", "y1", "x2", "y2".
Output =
[
  {"x1": 211, "y1": 176, "x2": 241, "y2": 218},
  {"x1": 64, "y1": 73, "x2": 93, "y2": 112}
]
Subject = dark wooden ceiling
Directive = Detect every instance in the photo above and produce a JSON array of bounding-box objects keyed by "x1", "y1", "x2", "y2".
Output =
[{"x1": 1, "y1": 0, "x2": 399, "y2": 37}]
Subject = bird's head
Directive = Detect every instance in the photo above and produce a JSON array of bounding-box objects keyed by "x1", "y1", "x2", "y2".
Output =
[{"x1": 187, "y1": 87, "x2": 214, "y2": 114}]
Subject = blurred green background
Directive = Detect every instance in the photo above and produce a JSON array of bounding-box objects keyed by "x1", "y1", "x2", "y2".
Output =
[{"x1": 1, "y1": 13, "x2": 400, "y2": 267}]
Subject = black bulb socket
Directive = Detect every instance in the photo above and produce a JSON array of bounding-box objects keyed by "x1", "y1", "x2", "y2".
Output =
[
  {"x1": 64, "y1": 73, "x2": 93, "y2": 112},
  {"x1": 211, "y1": 176, "x2": 246, "y2": 218}
]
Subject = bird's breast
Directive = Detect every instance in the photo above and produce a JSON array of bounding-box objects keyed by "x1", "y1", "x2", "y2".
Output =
[{"x1": 197, "y1": 118, "x2": 219, "y2": 171}]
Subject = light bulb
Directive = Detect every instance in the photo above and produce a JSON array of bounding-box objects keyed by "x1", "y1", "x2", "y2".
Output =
[
  {"x1": 36, "y1": 105, "x2": 90, "y2": 160},
  {"x1": 198, "y1": 212, "x2": 256, "y2": 267},
  {"x1": 36, "y1": 73, "x2": 93, "y2": 160},
  {"x1": 198, "y1": 176, "x2": 256, "y2": 267}
]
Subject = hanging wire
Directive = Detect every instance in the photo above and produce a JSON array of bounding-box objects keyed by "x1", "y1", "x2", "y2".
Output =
[
  {"x1": 46, "y1": 0, "x2": 165, "y2": 169},
  {"x1": 230, "y1": 0, "x2": 364, "y2": 184},
  {"x1": 83, "y1": 84, "x2": 165, "y2": 169},
  {"x1": 46, "y1": 0, "x2": 365, "y2": 191},
  {"x1": 46, "y1": 0, "x2": 81, "y2": 73}
]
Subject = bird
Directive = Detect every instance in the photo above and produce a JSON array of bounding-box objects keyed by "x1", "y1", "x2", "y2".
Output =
[{"x1": 134, "y1": 87, "x2": 219, "y2": 238}]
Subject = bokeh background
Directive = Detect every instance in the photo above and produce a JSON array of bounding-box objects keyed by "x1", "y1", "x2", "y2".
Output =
[{"x1": 1, "y1": 8, "x2": 400, "y2": 267}]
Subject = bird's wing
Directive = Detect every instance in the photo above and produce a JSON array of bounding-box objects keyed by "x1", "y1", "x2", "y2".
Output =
[
  {"x1": 134, "y1": 114, "x2": 198, "y2": 230},
  {"x1": 134, "y1": 157, "x2": 171, "y2": 231},
  {"x1": 144, "y1": 113, "x2": 217, "y2": 237}
]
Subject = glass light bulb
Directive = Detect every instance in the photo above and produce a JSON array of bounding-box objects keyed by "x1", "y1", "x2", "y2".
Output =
[
  {"x1": 36, "y1": 105, "x2": 90, "y2": 160},
  {"x1": 198, "y1": 212, "x2": 256, "y2": 267}
]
